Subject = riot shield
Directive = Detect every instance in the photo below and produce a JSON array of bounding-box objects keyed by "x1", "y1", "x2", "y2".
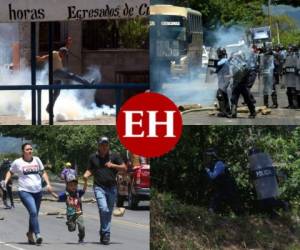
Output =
[{"x1": 249, "y1": 152, "x2": 279, "y2": 200}]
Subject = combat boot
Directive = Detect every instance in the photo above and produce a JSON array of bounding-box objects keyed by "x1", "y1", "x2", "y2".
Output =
[
  {"x1": 248, "y1": 111, "x2": 256, "y2": 119},
  {"x1": 263, "y1": 95, "x2": 269, "y2": 108},
  {"x1": 287, "y1": 93, "x2": 296, "y2": 109},
  {"x1": 231, "y1": 104, "x2": 237, "y2": 118},
  {"x1": 271, "y1": 92, "x2": 278, "y2": 108}
]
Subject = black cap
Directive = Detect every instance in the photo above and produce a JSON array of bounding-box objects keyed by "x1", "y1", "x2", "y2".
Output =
[
  {"x1": 98, "y1": 136, "x2": 109, "y2": 144},
  {"x1": 248, "y1": 147, "x2": 261, "y2": 156},
  {"x1": 205, "y1": 148, "x2": 218, "y2": 157}
]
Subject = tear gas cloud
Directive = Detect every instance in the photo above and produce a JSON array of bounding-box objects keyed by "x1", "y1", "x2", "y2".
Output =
[
  {"x1": 157, "y1": 25, "x2": 250, "y2": 107},
  {"x1": 0, "y1": 65, "x2": 116, "y2": 121},
  {"x1": 212, "y1": 25, "x2": 247, "y2": 50},
  {"x1": 0, "y1": 23, "x2": 115, "y2": 121}
]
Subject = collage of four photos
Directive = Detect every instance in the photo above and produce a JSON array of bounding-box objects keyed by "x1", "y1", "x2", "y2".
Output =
[{"x1": 0, "y1": 0, "x2": 300, "y2": 249}]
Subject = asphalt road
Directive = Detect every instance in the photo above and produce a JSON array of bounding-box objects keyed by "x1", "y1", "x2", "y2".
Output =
[{"x1": 0, "y1": 182, "x2": 149, "y2": 250}]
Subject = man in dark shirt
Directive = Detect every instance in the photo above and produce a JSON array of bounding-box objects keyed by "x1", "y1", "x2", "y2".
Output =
[{"x1": 83, "y1": 136, "x2": 126, "y2": 245}]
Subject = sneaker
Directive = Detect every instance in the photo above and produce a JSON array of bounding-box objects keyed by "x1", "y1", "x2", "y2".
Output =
[
  {"x1": 36, "y1": 236, "x2": 43, "y2": 245},
  {"x1": 78, "y1": 238, "x2": 84, "y2": 244},
  {"x1": 101, "y1": 234, "x2": 110, "y2": 245},
  {"x1": 26, "y1": 232, "x2": 35, "y2": 245}
]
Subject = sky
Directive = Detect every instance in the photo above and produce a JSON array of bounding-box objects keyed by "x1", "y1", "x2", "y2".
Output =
[{"x1": 0, "y1": 136, "x2": 23, "y2": 153}]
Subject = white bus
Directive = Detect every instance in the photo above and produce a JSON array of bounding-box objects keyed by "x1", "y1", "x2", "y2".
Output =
[{"x1": 150, "y1": 5, "x2": 203, "y2": 82}]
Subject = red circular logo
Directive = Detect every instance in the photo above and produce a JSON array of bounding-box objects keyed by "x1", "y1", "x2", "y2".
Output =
[{"x1": 117, "y1": 93, "x2": 182, "y2": 157}]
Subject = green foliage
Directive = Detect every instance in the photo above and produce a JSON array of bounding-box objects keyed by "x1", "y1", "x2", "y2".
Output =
[
  {"x1": 0, "y1": 153, "x2": 19, "y2": 162},
  {"x1": 157, "y1": 0, "x2": 299, "y2": 45},
  {"x1": 119, "y1": 18, "x2": 149, "y2": 49},
  {"x1": 0, "y1": 126, "x2": 124, "y2": 174},
  {"x1": 152, "y1": 126, "x2": 300, "y2": 207},
  {"x1": 188, "y1": 0, "x2": 265, "y2": 28},
  {"x1": 151, "y1": 191, "x2": 300, "y2": 249}
]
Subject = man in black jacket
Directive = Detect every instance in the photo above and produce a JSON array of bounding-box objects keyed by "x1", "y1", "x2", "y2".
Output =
[{"x1": 83, "y1": 137, "x2": 126, "y2": 245}]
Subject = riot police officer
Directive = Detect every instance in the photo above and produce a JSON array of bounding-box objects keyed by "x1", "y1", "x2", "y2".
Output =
[
  {"x1": 259, "y1": 46, "x2": 275, "y2": 108},
  {"x1": 248, "y1": 148, "x2": 289, "y2": 217},
  {"x1": 283, "y1": 45, "x2": 298, "y2": 108},
  {"x1": 215, "y1": 48, "x2": 231, "y2": 117},
  {"x1": 244, "y1": 45, "x2": 259, "y2": 105},
  {"x1": 230, "y1": 53, "x2": 256, "y2": 118},
  {"x1": 204, "y1": 148, "x2": 242, "y2": 215},
  {"x1": 272, "y1": 46, "x2": 282, "y2": 108}
]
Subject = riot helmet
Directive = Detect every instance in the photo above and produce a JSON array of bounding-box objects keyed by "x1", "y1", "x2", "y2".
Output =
[
  {"x1": 265, "y1": 47, "x2": 273, "y2": 55},
  {"x1": 217, "y1": 47, "x2": 227, "y2": 59},
  {"x1": 292, "y1": 45, "x2": 299, "y2": 53},
  {"x1": 204, "y1": 148, "x2": 218, "y2": 169},
  {"x1": 205, "y1": 148, "x2": 218, "y2": 158},
  {"x1": 248, "y1": 147, "x2": 261, "y2": 156}
]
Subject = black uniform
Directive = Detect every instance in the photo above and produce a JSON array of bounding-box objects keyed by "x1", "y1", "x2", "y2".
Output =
[
  {"x1": 230, "y1": 57, "x2": 256, "y2": 118},
  {"x1": 206, "y1": 160, "x2": 242, "y2": 215}
]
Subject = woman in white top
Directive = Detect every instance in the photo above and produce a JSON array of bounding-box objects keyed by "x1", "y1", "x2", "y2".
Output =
[{"x1": 4, "y1": 143, "x2": 53, "y2": 245}]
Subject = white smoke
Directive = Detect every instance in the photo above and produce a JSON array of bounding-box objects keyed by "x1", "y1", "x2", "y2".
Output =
[
  {"x1": 212, "y1": 25, "x2": 247, "y2": 49},
  {"x1": 160, "y1": 25, "x2": 254, "y2": 107},
  {"x1": 159, "y1": 76, "x2": 217, "y2": 106},
  {"x1": 0, "y1": 65, "x2": 116, "y2": 121},
  {"x1": 0, "y1": 23, "x2": 115, "y2": 122}
]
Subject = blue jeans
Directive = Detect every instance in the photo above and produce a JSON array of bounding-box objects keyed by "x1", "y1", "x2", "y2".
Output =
[
  {"x1": 93, "y1": 185, "x2": 117, "y2": 236},
  {"x1": 18, "y1": 191, "x2": 42, "y2": 235}
]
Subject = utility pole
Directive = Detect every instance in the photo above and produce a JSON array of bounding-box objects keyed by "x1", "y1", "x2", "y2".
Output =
[{"x1": 276, "y1": 21, "x2": 280, "y2": 45}]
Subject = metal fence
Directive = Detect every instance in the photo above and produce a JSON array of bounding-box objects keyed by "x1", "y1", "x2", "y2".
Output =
[{"x1": 0, "y1": 83, "x2": 149, "y2": 125}]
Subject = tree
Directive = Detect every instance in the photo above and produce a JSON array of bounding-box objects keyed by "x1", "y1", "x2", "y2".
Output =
[
  {"x1": 152, "y1": 126, "x2": 300, "y2": 206},
  {"x1": 0, "y1": 126, "x2": 124, "y2": 174}
]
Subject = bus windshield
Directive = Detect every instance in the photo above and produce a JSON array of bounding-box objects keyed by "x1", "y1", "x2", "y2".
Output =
[
  {"x1": 157, "y1": 26, "x2": 186, "y2": 41},
  {"x1": 151, "y1": 15, "x2": 186, "y2": 58},
  {"x1": 152, "y1": 15, "x2": 186, "y2": 40}
]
